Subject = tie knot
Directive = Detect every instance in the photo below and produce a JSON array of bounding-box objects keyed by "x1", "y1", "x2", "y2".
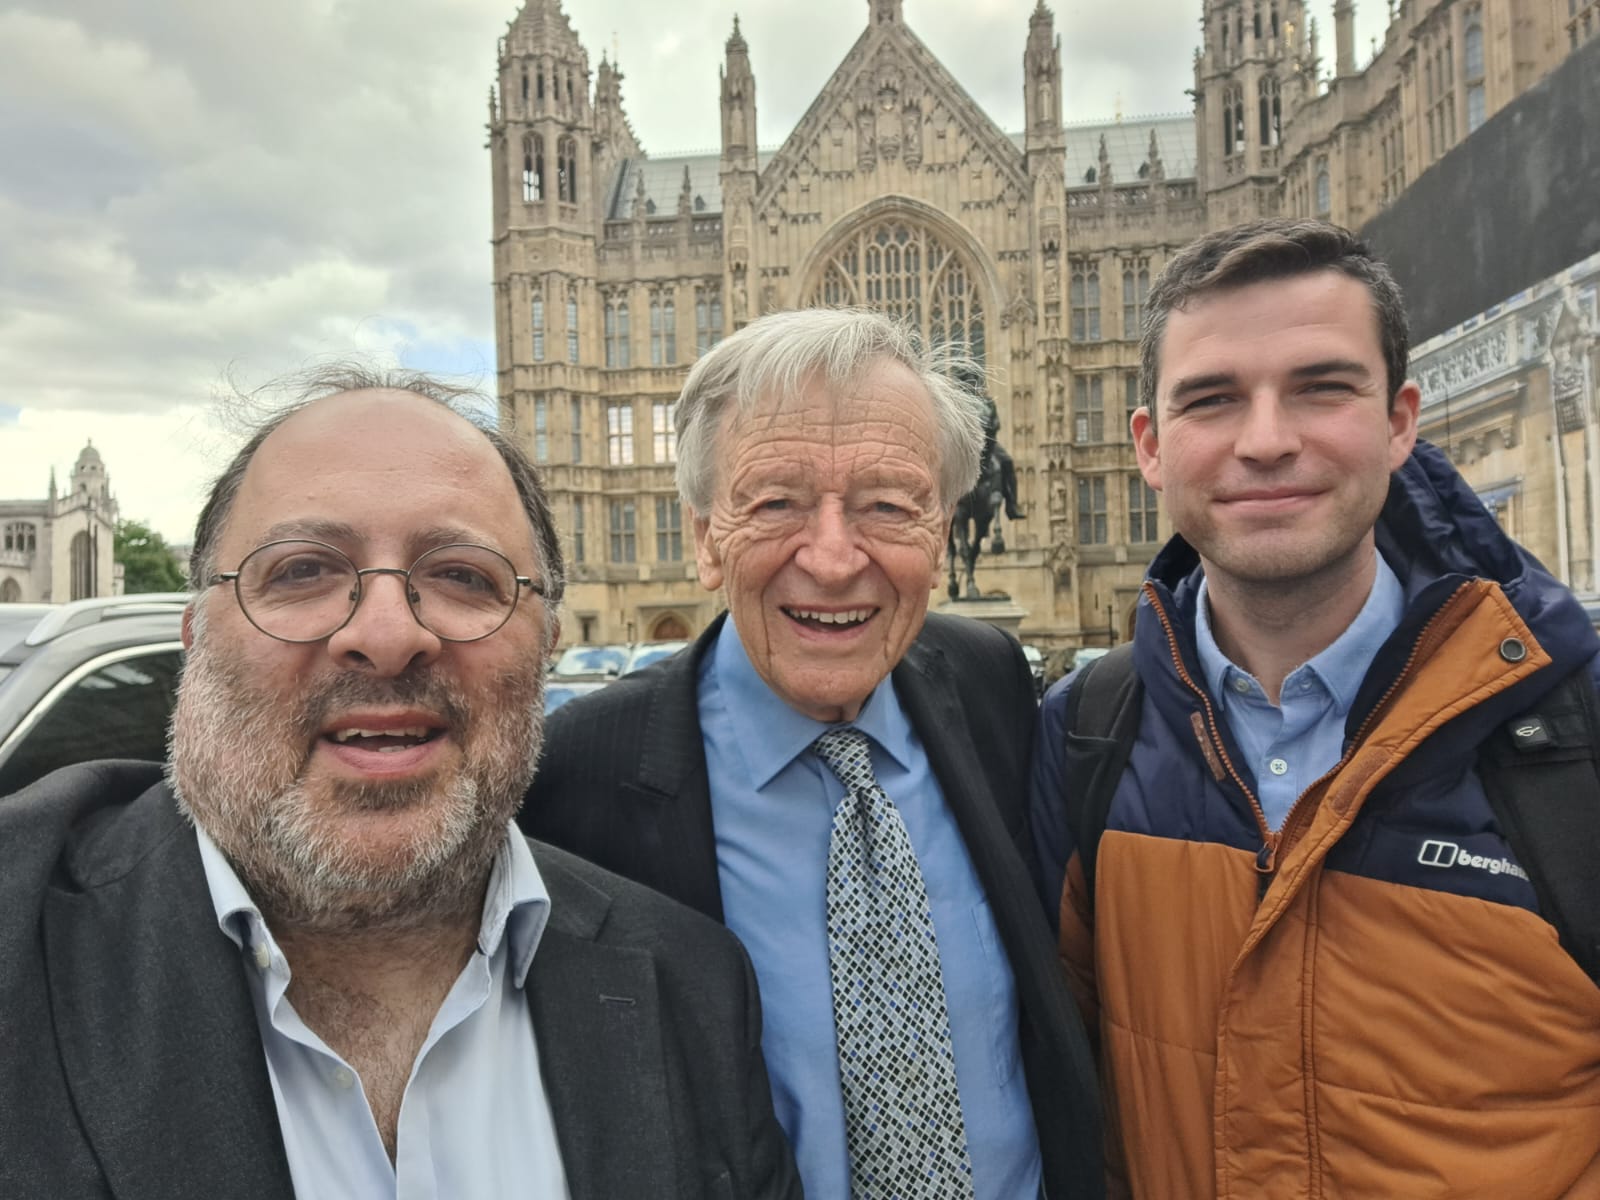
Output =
[{"x1": 812, "y1": 726, "x2": 877, "y2": 793}]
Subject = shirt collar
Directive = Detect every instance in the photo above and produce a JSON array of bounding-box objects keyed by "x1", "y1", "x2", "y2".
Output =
[
  {"x1": 712, "y1": 614, "x2": 913, "y2": 788},
  {"x1": 1195, "y1": 551, "x2": 1405, "y2": 712},
  {"x1": 194, "y1": 820, "x2": 552, "y2": 989}
]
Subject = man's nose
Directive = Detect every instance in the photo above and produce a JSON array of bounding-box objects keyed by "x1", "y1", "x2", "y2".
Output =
[
  {"x1": 324, "y1": 571, "x2": 442, "y2": 676},
  {"x1": 794, "y1": 499, "x2": 867, "y2": 583},
  {"x1": 1235, "y1": 394, "x2": 1301, "y2": 463}
]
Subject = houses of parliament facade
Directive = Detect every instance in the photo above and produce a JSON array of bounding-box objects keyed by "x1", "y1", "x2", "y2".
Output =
[{"x1": 488, "y1": 0, "x2": 1595, "y2": 649}]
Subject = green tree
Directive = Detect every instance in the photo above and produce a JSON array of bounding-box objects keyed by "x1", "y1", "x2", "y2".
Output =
[{"x1": 115, "y1": 519, "x2": 186, "y2": 593}]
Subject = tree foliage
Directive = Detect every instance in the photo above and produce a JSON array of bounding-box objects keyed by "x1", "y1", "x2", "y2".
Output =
[{"x1": 114, "y1": 519, "x2": 186, "y2": 594}]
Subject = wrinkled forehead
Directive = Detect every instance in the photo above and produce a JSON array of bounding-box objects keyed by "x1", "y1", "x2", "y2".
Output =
[
  {"x1": 722, "y1": 355, "x2": 933, "y2": 435},
  {"x1": 712, "y1": 359, "x2": 941, "y2": 488}
]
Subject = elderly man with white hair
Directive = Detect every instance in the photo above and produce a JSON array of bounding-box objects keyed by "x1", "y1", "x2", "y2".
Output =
[{"x1": 524, "y1": 308, "x2": 1104, "y2": 1200}]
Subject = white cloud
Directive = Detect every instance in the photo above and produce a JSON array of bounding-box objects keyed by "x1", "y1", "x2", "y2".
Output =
[{"x1": 1, "y1": 0, "x2": 1386, "y2": 547}]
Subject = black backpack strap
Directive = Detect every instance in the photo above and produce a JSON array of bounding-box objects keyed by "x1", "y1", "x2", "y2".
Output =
[
  {"x1": 1478, "y1": 663, "x2": 1600, "y2": 985},
  {"x1": 1060, "y1": 643, "x2": 1143, "y2": 907}
]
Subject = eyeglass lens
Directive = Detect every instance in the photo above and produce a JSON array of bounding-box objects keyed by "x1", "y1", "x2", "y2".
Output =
[{"x1": 235, "y1": 541, "x2": 521, "y2": 642}]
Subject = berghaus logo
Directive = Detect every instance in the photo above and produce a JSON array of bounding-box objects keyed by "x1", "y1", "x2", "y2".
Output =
[{"x1": 1417, "y1": 839, "x2": 1529, "y2": 881}]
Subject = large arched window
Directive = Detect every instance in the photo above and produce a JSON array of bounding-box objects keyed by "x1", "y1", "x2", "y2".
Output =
[{"x1": 804, "y1": 219, "x2": 986, "y2": 363}]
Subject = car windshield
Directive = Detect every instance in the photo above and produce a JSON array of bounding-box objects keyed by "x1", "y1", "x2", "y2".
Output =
[
  {"x1": 625, "y1": 641, "x2": 688, "y2": 673},
  {"x1": 551, "y1": 644, "x2": 629, "y2": 677}
]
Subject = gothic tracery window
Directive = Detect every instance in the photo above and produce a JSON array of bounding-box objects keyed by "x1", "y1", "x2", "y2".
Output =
[
  {"x1": 557, "y1": 135, "x2": 577, "y2": 204},
  {"x1": 522, "y1": 135, "x2": 544, "y2": 202},
  {"x1": 804, "y1": 219, "x2": 986, "y2": 363},
  {"x1": 1258, "y1": 75, "x2": 1282, "y2": 147},
  {"x1": 1223, "y1": 84, "x2": 1246, "y2": 156}
]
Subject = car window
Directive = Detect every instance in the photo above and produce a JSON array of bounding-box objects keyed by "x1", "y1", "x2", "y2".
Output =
[
  {"x1": 0, "y1": 649, "x2": 184, "y2": 796},
  {"x1": 624, "y1": 641, "x2": 688, "y2": 673},
  {"x1": 551, "y1": 645, "x2": 629, "y2": 677}
]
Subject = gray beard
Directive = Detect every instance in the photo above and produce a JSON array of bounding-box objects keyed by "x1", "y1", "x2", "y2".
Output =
[{"x1": 166, "y1": 636, "x2": 543, "y2": 936}]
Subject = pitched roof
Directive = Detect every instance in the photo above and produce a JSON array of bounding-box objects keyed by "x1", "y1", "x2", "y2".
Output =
[{"x1": 606, "y1": 113, "x2": 1196, "y2": 219}]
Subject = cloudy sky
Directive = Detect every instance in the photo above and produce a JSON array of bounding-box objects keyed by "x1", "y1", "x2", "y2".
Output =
[{"x1": 0, "y1": 0, "x2": 1382, "y2": 544}]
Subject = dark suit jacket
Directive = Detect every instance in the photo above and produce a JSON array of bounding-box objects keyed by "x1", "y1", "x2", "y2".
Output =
[
  {"x1": 0, "y1": 760, "x2": 801, "y2": 1200},
  {"x1": 523, "y1": 611, "x2": 1105, "y2": 1199}
]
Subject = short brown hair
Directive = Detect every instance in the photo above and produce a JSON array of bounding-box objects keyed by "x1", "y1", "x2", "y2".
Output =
[{"x1": 1138, "y1": 219, "x2": 1410, "y2": 419}]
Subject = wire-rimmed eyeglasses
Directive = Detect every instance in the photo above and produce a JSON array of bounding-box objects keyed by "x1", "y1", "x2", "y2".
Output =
[{"x1": 207, "y1": 539, "x2": 544, "y2": 644}]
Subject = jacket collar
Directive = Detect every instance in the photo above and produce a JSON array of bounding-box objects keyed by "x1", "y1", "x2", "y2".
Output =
[
  {"x1": 42, "y1": 770, "x2": 688, "y2": 1200},
  {"x1": 1136, "y1": 441, "x2": 1600, "y2": 752},
  {"x1": 42, "y1": 778, "x2": 296, "y2": 1200}
]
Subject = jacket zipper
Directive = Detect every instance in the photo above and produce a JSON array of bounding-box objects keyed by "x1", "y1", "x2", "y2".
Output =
[
  {"x1": 1259, "y1": 582, "x2": 1471, "y2": 879},
  {"x1": 1146, "y1": 579, "x2": 1473, "y2": 892}
]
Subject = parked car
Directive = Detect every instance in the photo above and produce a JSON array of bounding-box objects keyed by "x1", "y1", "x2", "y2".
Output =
[
  {"x1": 623, "y1": 639, "x2": 690, "y2": 674},
  {"x1": 543, "y1": 678, "x2": 608, "y2": 714},
  {"x1": 0, "y1": 595, "x2": 187, "y2": 796},
  {"x1": 1020, "y1": 644, "x2": 1046, "y2": 699},
  {"x1": 549, "y1": 643, "x2": 631, "y2": 681}
]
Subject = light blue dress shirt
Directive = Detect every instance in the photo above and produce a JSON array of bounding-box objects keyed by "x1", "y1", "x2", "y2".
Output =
[
  {"x1": 1194, "y1": 552, "x2": 1405, "y2": 831},
  {"x1": 699, "y1": 618, "x2": 1042, "y2": 1200},
  {"x1": 196, "y1": 824, "x2": 570, "y2": 1200}
]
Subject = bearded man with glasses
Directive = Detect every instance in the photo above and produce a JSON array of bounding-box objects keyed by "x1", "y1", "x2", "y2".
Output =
[{"x1": 0, "y1": 369, "x2": 800, "y2": 1200}]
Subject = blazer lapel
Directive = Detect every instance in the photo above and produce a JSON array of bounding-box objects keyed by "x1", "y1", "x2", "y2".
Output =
[
  {"x1": 42, "y1": 784, "x2": 293, "y2": 1200},
  {"x1": 894, "y1": 634, "x2": 1042, "y2": 951},
  {"x1": 528, "y1": 852, "x2": 681, "y2": 1200},
  {"x1": 894, "y1": 635, "x2": 1002, "y2": 836},
  {"x1": 618, "y1": 615, "x2": 727, "y2": 921}
]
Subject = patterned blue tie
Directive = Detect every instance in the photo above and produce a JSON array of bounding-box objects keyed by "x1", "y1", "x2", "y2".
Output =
[{"x1": 812, "y1": 726, "x2": 975, "y2": 1200}]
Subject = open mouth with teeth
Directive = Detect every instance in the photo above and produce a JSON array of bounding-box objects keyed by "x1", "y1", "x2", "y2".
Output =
[
  {"x1": 324, "y1": 725, "x2": 446, "y2": 754},
  {"x1": 782, "y1": 606, "x2": 877, "y2": 631}
]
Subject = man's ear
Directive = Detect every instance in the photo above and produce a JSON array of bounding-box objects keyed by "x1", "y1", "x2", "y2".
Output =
[
  {"x1": 1131, "y1": 406, "x2": 1163, "y2": 493},
  {"x1": 1389, "y1": 381, "x2": 1422, "y2": 469},
  {"x1": 181, "y1": 603, "x2": 197, "y2": 650},
  {"x1": 691, "y1": 509, "x2": 723, "y2": 592}
]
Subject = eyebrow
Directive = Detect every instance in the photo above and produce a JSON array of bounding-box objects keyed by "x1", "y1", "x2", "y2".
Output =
[
  {"x1": 257, "y1": 519, "x2": 363, "y2": 545},
  {"x1": 1288, "y1": 358, "x2": 1372, "y2": 380},
  {"x1": 254, "y1": 521, "x2": 489, "y2": 554},
  {"x1": 1167, "y1": 372, "x2": 1236, "y2": 404}
]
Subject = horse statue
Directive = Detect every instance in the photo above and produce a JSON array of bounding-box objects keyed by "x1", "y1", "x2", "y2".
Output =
[{"x1": 948, "y1": 394, "x2": 1023, "y2": 601}]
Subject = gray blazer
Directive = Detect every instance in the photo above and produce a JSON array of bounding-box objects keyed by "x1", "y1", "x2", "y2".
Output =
[{"x1": 0, "y1": 760, "x2": 801, "y2": 1200}]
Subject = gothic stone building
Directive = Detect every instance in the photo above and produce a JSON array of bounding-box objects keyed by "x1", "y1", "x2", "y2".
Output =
[
  {"x1": 487, "y1": 0, "x2": 1584, "y2": 650},
  {"x1": 0, "y1": 443, "x2": 121, "y2": 604}
]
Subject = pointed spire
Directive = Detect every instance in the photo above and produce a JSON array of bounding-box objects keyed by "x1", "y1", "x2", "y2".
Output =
[
  {"x1": 869, "y1": 0, "x2": 904, "y2": 24},
  {"x1": 1024, "y1": 0, "x2": 1062, "y2": 147},
  {"x1": 722, "y1": 13, "x2": 757, "y2": 163}
]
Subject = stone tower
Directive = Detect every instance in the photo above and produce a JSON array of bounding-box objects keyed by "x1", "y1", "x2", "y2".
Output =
[
  {"x1": 1192, "y1": 0, "x2": 1307, "y2": 225},
  {"x1": 488, "y1": 0, "x2": 609, "y2": 609},
  {"x1": 719, "y1": 17, "x2": 758, "y2": 329}
]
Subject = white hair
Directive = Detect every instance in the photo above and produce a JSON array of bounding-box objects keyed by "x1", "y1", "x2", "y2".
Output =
[{"x1": 674, "y1": 307, "x2": 988, "y2": 513}]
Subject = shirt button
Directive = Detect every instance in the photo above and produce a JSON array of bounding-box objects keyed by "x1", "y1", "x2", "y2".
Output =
[
  {"x1": 253, "y1": 943, "x2": 271, "y2": 971},
  {"x1": 1231, "y1": 677, "x2": 1251, "y2": 695},
  {"x1": 1268, "y1": 757, "x2": 1289, "y2": 776},
  {"x1": 331, "y1": 1067, "x2": 356, "y2": 1090}
]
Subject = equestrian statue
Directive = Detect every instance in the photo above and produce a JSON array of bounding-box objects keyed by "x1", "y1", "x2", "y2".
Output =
[{"x1": 948, "y1": 391, "x2": 1023, "y2": 601}]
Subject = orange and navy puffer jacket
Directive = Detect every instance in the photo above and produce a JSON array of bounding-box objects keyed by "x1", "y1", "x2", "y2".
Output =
[{"x1": 1031, "y1": 442, "x2": 1600, "y2": 1199}]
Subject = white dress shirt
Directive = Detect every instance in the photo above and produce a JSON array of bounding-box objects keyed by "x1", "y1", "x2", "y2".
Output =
[{"x1": 196, "y1": 824, "x2": 570, "y2": 1200}]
